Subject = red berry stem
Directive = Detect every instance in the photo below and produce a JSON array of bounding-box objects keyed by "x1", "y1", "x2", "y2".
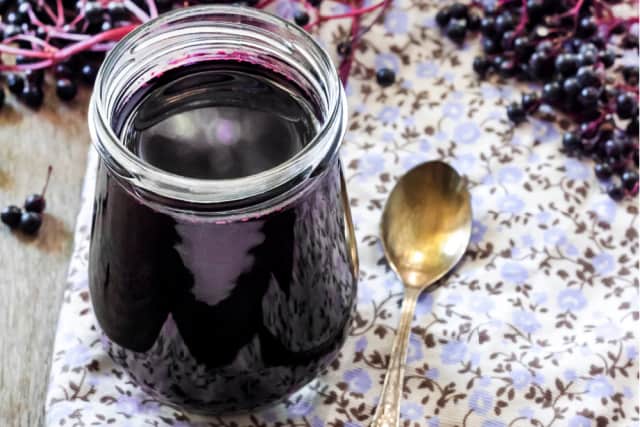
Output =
[{"x1": 41, "y1": 165, "x2": 53, "y2": 197}]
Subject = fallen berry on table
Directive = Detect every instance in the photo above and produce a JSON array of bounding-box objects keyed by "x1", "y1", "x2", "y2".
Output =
[
  {"x1": 1, "y1": 205, "x2": 22, "y2": 229},
  {"x1": 376, "y1": 68, "x2": 395, "y2": 87},
  {"x1": 19, "y1": 211, "x2": 42, "y2": 234}
]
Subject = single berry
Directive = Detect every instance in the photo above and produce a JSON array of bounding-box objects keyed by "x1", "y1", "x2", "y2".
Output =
[
  {"x1": 376, "y1": 68, "x2": 395, "y2": 87},
  {"x1": 599, "y1": 50, "x2": 616, "y2": 68},
  {"x1": 507, "y1": 102, "x2": 526, "y2": 124},
  {"x1": 562, "y1": 132, "x2": 581, "y2": 152},
  {"x1": 616, "y1": 93, "x2": 638, "y2": 120},
  {"x1": 562, "y1": 77, "x2": 580, "y2": 99},
  {"x1": 622, "y1": 34, "x2": 638, "y2": 49},
  {"x1": 80, "y1": 63, "x2": 98, "y2": 84},
  {"x1": 542, "y1": 81, "x2": 562, "y2": 103},
  {"x1": 435, "y1": 6, "x2": 452, "y2": 28},
  {"x1": 480, "y1": 16, "x2": 496, "y2": 37},
  {"x1": 446, "y1": 19, "x2": 467, "y2": 43},
  {"x1": 84, "y1": 2, "x2": 103, "y2": 24},
  {"x1": 308, "y1": 0, "x2": 322, "y2": 7},
  {"x1": 56, "y1": 78, "x2": 77, "y2": 101},
  {"x1": 467, "y1": 13, "x2": 480, "y2": 31},
  {"x1": 576, "y1": 67, "x2": 600, "y2": 88},
  {"x1": 24, "y1": 194, "x2": 45, "y2": 213},
  {"x1": 293, "y1": 10, "x2": 309, "y2": 26},
  {"x1": 101, "y1": 20, "x2": 112, "y2": 32},
  {"x1": 25, "y1": 69, "x2": 44, "y2": 86},
  {"x1": 529, "y1": 52, "x2": 553, "y2": 80},
  {"x1": 513, "y1": 36, "x2": 533, "y2": 60},
  {"x1": 594, "y1": 162, "x2": 612, "y2": 180},
  {"x1": 1, "y1": 205, "x2": 22, "y2": 229},
  {"x1": 482, "y1": 37, "x2": 500, "y2": 54},
  {"x1": 555, "y1": 53, "x2": 578, "y2": 76},
  {"x1": 499, "y1": 59, "x2": 516, "y2": 77},
  {"x1": 6, "y1": 73, "x2": 24, "y2": 95},
  {"x1": 107, "y1": 1, "x2": 127, "y2": 20},
  {"x1": 54, "y1": 63, "x2": 73, "y2": 78},
  {"x1": 449, "y1": 3, "x2": 467, "y2": 19},
  {"x1": 626, "y1": 118, "x2": 639, "y2": 136},
  {"x1": 622, "y1": 171, "x2": 639, "y2": 191},
  {"x1": 521, "y1": 92, "x2": 539, "y2": 111},
  {"x1": 578, "y1": 86, "x2": 599, "y2": 107},
  {"x1": 21, "y1": 84, "x2": 44, "y2": 109},
  {"x1": 622, "y1": 66, "x2": 638, "y2": 86},
  {"x1": 604, "y1": 139, "x2": 621, "y2": 158},
  {"x1": 607, "y1": 183, "x2": 624, "y2": 201},
  {"x1": 577, "y1": 50, "x2": 597, "y2": 67},
  {"x1": 577, "y1": 16, "x2": 597, "y2": 38},
  {"x1": 472, "y1": 56, "x2": 491, "y2": 76},
  {"x1": 501, "y1": 31, "x2": 515, "y2": 50},
  {"x1": 19, "y1": 211, "x2": 42, "y2": 234},
  {"x1": 495, "y1": 11, "x2": 515, "y2": 33}
]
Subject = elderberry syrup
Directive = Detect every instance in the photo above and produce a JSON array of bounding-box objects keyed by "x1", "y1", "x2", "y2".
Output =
[{"x1": 88, "y1": 6, "x2": 356, "y2": 414}]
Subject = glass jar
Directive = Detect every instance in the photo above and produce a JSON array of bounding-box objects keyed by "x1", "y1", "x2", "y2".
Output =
[{"x1": 87, "y1": 5, "x2": 357, "y2": 415}]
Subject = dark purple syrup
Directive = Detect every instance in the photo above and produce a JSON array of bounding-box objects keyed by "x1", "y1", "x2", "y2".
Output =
[{"x1": 89, "y1": 61, "x2": 357, "y2": 414}]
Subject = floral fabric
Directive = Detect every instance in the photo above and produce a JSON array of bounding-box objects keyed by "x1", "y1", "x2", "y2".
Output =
[{"x1": 46, "y1": 1, "x2": 639, "y2": 426}]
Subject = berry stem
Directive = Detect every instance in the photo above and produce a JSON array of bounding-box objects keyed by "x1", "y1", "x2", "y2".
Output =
[{"x1": 41, "y1": 166, "x2": 53, "y2": 197}]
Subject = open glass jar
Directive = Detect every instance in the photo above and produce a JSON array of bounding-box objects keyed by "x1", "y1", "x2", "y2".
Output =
[{"x1": 88, "y1": 5, "x2": 357, "y2": 414}]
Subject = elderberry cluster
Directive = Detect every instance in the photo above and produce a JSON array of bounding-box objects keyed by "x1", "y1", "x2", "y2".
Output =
[
  {"x1": 1, "y1": 167, "x2": 52, "y2": 235},
  {"x1": 437, "y1": 0, "x2": 639, "y2": 201}
]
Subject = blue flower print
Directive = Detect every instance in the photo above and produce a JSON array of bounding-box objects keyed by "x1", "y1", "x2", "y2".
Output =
[
  {"x1": 359, "y1": 153, "x2": 385, "y2": 178},
  {"x1": 442, "y1": 101, "x2": 465, "y2": 119},
  {"x1": 519, "y1": 408, "x2": 535, "y2": 420},
  {"x1": 624, "y1": 386, "x2": 634, "y2": 398},
  {"x1": 375, "y1": 53, "x2": 400, "y2": 73},
  {"x1": 400, "y1": 402, "x2": 424, "y2": 420},
  {"x1": 482, "y1": 420, "x2": 506, "y2": 427},
  {"x1": 428, "y1": 417, "x2": 440, "y2": 427},
  {"x1": 402, "y1": 153, "x2": 429, "y2": 171},
  {"x1": 469, "y1": 389, "x2": 493, "y2": 415},
  {"x1": 63, "y1": 344, "x2": 93, "y2": 367},
  {"x1": 501, "y1": 262, "x2": 528, "y2": 284},
  {"x1": 452, "y1": 153, "x2": 476, "y2": 172},
  {"x1": 565, "y1": 158, "x2": 590, "y2": 180},
  {"x1": 384, "y1": 9, "x2": 409, "y2": 35},
  {"x1": 288, "y1": 397, "x2": 313, "y2": 417},
  {"x1": 343, "y1": 368, "x2": 372, "y2": 393},
  {"x1": 531, "y1": 117, "x2": 558, "y2": 143},
  {"x1": 471, "y1": 220, "x2": 487, "y2": 244},
  {"x1": 469, "y1": 294, "x2": 494, "y2": 314},
  {"x1": 115, "y1": 395, "x2": 143, "y2": 413},
  {"x1": 453, "y1": 122, "x2": 481, "y2": 144},
  {"x1": 425, "y1": 368, "x2": 439, "y2": 380},
  {"x1": 416, "y1": 61, "x2": 439, "y2": 78},
  {"x1": 378, "y1": 106, "x2": 400, "y2": 124},
  {"x1": 592, "y1": 199, "x2": 617, "y2": 222},
  {"x1": 569, "y1": 415, "x2": 592, "y2": 427},
  {"x1": 382, "y1": 131, "x2": 395, "y2": 143},
  {"x1": 403, "y1": 116, "x2": 416, "y2": 127},
  {"x1": 564, "y1": 369, "x2": 577, "y2": 381},
  {"x1": 497, "y1": 166, "x2": 523, "y2": 184},
  {"x1": 510, "y1": 368, "x2": 532, "y2": 390},
  {"x1": 419, "y1": 138, "x2": 431, "y2": 152},
  {"x1": 441, "y1": 340, "x2": 467, "y2": 365},
  {"x1": 354, "y1": 336, "x2": 367, "y2": 353},
  {"x1": 344, "y1": 423, "x2": 361, "y2": 427},
  {"x1": 415, "y1": 291, "x2": 433, "y2": 316},
  {"x1": 557, "y1": 288, "x2": 587, "y2": 311},
  {"x1": 587, "y1": 375, "x2": 614, "y2": 398},
  {"x1": 627, "y1": 344, "x2": 638, "y2": 360},
  {"x1": 536, "y1": 211, "x2": 551, "y2": 224},
  {"x1": 406, "y1": 333, "x2": 424, "y2": 363},
  {"x1": 498, "y1": 194, "x2": 525, "y2": 214},
  {"x1": 512, "y1": 310, "x2": 541, "y2": 334},
  {"x1": 401, "y1": 79, "x2": 413, "y2": 89},
  {"x1": 593, "y1": 252, "x2": 615, "y2": 275},
  {"x1": 480, "y1": 84, "x2": 501, "y2": 100},
  {"x1": 311, "y1": 416, "x2": 324, "y2": 427},
  {"x1": 544, "y1": 227, "x2": 566, "y2": 245}
]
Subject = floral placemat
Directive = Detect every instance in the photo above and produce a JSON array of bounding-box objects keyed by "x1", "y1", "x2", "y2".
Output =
[{"x1": 46, "y1": 0, "x2": 639, "y2": 426}]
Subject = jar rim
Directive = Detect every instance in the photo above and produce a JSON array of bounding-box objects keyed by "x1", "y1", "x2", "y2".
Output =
[{"x1": 89, "y1": 5, "x2": 346, "y2": 205}]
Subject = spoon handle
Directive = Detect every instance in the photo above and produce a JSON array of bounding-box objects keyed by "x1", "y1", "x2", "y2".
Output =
[{"x1": 370, "y1": 286, "x2": 421, "y2": 427}]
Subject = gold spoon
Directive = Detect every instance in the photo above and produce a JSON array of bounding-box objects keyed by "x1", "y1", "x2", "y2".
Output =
[{"x1": 370, "y1": 160, "x2": 472, "y2": 427}]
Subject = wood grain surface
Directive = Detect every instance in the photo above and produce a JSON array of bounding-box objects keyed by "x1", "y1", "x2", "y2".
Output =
[{"x1": 0, "y1": 87, "x2": 91, "y2": 426}]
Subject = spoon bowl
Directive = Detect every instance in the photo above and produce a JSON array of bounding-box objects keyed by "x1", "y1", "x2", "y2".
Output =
[{"x1": 370, "y1": 160, "x2": 472, "y2": 427}]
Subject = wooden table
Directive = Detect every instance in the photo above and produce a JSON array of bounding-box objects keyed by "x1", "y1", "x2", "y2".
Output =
[{"x1": 0, "y1": 87, "x2": 91, "y2": 426}]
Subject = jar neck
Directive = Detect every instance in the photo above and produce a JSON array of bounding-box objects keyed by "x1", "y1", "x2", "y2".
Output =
[{"x1": 89, "y1": 5, "x2": 346, "y2": 208}]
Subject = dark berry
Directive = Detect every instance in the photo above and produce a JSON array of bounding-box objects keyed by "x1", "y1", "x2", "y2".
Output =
[
  {"x1": 604, "y1": 139, "x2": 621, "y2": 157},
  {"x1": 467, "y1": 13, "x2": 480, "y2": 31},
  {"x1": 577, "y1": 50, "x2": 597, "y2": 67},
  {"x1": 435, "y1": 7, "x2": 452, "y2": 28},
  {"x1": 499, "y1": 59, "x2": 516, "y2": 77},
  {"x1": 482, "y1": 37, "x2": 501, "y2": 54},
  {"x1": 1, "y1": 205, "x2": 22, "y2": 229},
  {"x1": 21, "y1": 84, "x2": 43, "y2": 108},
  {"x1": 376, "y1": 68, "x2": 395, "y2": 87},
  {"x1": 576, "y1": 67, "x2": 600, "y2": 88},
  {"x1": 562, "y1": 132, "x2": 581, "y2": 152},
  {"x1": 626, "y1": 118, "x2": 639, "y2": 136},
  {"x1": 622, "y1": 34, "x2": 638, "y2": 49},
  {"x1": 336, "y1": 41, "x2": 351, "y2": 56},
  {"x1": 54, "y1": 63, "x2": 73, "y2": 78},
  {"x1": 616, "y1": 93, "x2": 638, "y2": 120},
  {"x1": 521, "y1": 92, "x2": 539, "y2": 111},
  {"x1": 3, "y1": 24, "x2": 22, "y2": 40},
  {"x1": 536, "y1": 40, "x2": 553, "y2": 54},
  {"x1": 607, "y1": 183, "x2": 624, "y2": 201},
  {"x1": 107, "y1": 1, "x2": 127, "y2": 20},
  {"x1": 495, "y1": 11, "x2": 515, "y2": 33},
  {"x1": 80, "y1": 63, "x2": 97, "y2": 84},
  {"x1": 308, "y1": 0, "x2": 321, "y2": 7},
  {"x1": 24, "y1": 194, "x2": 45, "y2": 213},
  {"x1": 56, "y1": 78, "x2": 77, "y2": 101},
  {"x1": 555, "y1": 53, "x2": 578, "y2": 76},
  {"x1": 480, "y1": 16, "x2": 496, "y2": 37},
  {"x1": 101, "y1": 20, "x2": 112, "y2": 32},
  {"x1": 449, "y1": 3, "x2": 468, "y2": 19},
  {"x1": 622, "y1": 171, "x2": 639, "y2": 191},
  {"x1": 19, "y1": 211, "x2": 42, "y2": 234},
  {"x1": 6, "y1": 73, "x2": 24, "y2": 95},
  {"x1": 526, "y1": 0, "x2": 545, "y2": 20},
  {"x1": 541, "y1": 81, "x2": 562, "y2": 103},
  {"x1": 293, "y1": 10, "x2": 309, "y2": 26},
  {"x1": 513, "y1": 36, "x2": 533, "y2": 60},
  {"x1": 446, "y1": 19, "x2": 467, "y2": 43},
  {"x1": 577, "y1": 16, "x2": 597, "y2": 38},
  {"x1": 562, "y1": 77, "x2": 580, "y2": 99},
  {"x1": 25, "y1": 69, "x2": 44, "y2": 86},
  {"x1": 622, "y1": 66, "x2": 638, "y2": 86},
  {"x1": 594, "y1": 162, "x2": 612, "y2": 180},
  {"x1": 501, "y1": 31, "x2": 515, "y2": 50},
  {"x1": 507, "y1": 102, "x2": 526, "y2": 124},
  {"x1": 0, "y1": 87, "x2": 4, "y2": 109},
  {"x1": 84, "y1": 1, "x2": 103, "y2": 23},
  {"x1": 529, "y1": 52, "x2": 553, "y2": 80},
  {"x1": 599, "y1": 50, "x2": 616, "y2": 68},
  {"x1": 578, "y1": 86, "x2": 599, "y2": 107},
  {"x1": 473, "y1": 56, "x2": 491, "y2": 76}
]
